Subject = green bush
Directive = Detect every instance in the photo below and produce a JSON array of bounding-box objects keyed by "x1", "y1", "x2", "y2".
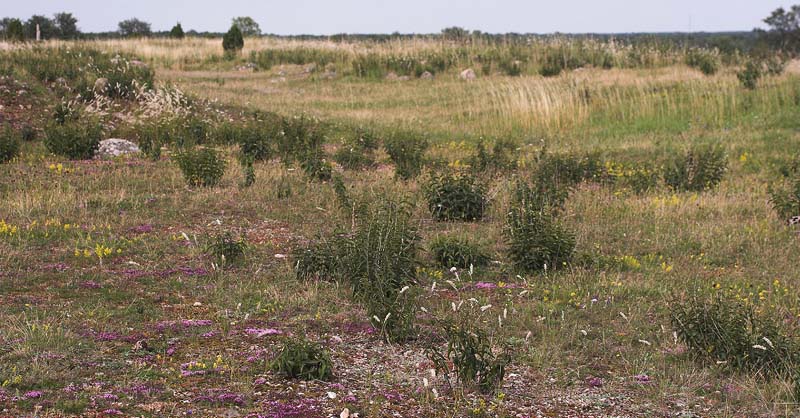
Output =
[
  {"x1": 384, "y1": 135, "x2": 428, "y2": 180},
  {"x1": 686, "y1": 49, "x2": 720, "y2": 76},
  {"x1": 527, "y1": 150, "x2": 603, "y2": 208},
  {"x1": 0, "y1": 126, "x2": 21, "y2": 163},
  {"x1": 169, "y1": 23, "x2": 185, "y2": 39},
  {"x1": 664, "y1": 144, "x2": 727, "y2": 192},
  {"x1": 43, "y1": 120, "x2": 102, "y2": 160},
  {"x1": 278, "y1": 115, "x2": 324, "y2": 165},
  {"x1": 222, "y1": 24, "x2": 244, "y2": 55},
  {"x1": 424, "y1": 171, "x2": 488, "y2": 221},
  {"x1": 505, "y1": 182, "x2": 576, "y2": 272},
  {"x1": 173, "y1": 147, "x2": 227, "y2": 187},
  {"x1": 204, "y1": 231, "x2": 247, "y2": 265},
  {"x1": 237, "y1": 119, "x2": 280, "y2": 163},
  {"x1": 428, "y1": 234, "x2": 490, "y2": 269},
  {"x1": 769, "y1": 178, "x2": 800, "y2": 221},
  {"x1": 5, "y1": 19, "x2": 25, "y2": 42},
  {"x1": 671, "y1": 295, "x2": 799, "y2": 376},
  {"x1": 737, "y1": 60, "x2": 762, "y2": 90},
  {"x1": 271, "y1": 337, "x2": 333, "y2": 381},
  {"x1": 19, "y1": 124, "x2": 36, "y2": 142}
]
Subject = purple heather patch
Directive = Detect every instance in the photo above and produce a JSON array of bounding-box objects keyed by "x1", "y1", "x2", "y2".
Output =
[
  {"x1": 129, "y1": 224, "x2": 154, "y2": 234},
  {"x1": 23, "y1": 390, "x2": 42, "y2": 399},
  {"x1": 80, "y1": 280, "x2": 102, "y2": 289},
  {"x1": 633, "y1": 374, "x2": 652, "y2": 383},
  {"x1": 586, "y1": 376, "x2": 604, "y2": 388},
  {"x1": 253, "y1": 398, "x2": 324, "y2": 418}
]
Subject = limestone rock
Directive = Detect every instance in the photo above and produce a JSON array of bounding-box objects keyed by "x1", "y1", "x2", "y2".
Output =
[
  {"x1": 460, "y1": 68, "x2": 477, "y2": 81},
  {"x1": 96, "y1": 139, "x2": 141, "y2": 159}
]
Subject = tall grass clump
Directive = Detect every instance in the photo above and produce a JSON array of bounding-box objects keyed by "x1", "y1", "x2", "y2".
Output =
[
  {"x1": 470, "y1": 139, "x2": 517, "y2": 174},
  {"x1": 340, "y1": 200, "x2": 420, "y2": 342},
  {"x1": 0, "y1": 126, "x2": 21, "y2": 163},
  {"x1": 333, "y1": 127, "x2": 379, "y2": 170},
  {"x1": 769, "y1": 177, "x2": 800, "y2": 221},
  {"x1": 664, "y1": 144, "x2": 727, "y2": 192},
  {"x1": 428, "y1": 234, "x2": 490, "y2": 269},
  {"x1": 271, "y1": 337, "x2": 334, "y2": 381},
  {"x1": 686, "y1": 49, "x2": 720, "y2": 75},
  {"x1": 672, "y1": 295, "x2": 799, "y2": 379},
  {"x1": 384, "y1": 135, "x2": 429, "y2": 180}
]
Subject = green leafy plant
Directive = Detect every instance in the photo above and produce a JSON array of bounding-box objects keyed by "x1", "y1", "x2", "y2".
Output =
[
  {"x1": 271, "y1": 337, "x2": 333, "y2": 381},
  {"x1": 0, "y1": 126, "x2": 21, "y2": 163},
  {"x1": 428, "y1": 234, "x2": 490, "y2": 269},
  {"x1": 424, "y1": 171, "x2": 488, "y2": 221},
  {"x1": 204, "y1": 231, "x2": 247, "y2": 265},
  {"x1": 43, "y1": 119, "x2": 102, "y2": 160},
  {"x1": 671, "y1": 295, "x2": 799, "y2": 377},
  {"x1": 664, "y1": 144, "x2": 727, "y2": 192},
  {"x1": 686, "y1": 49, "x2": 720, "y2": 76},
  {"x1": 428, "y1": 304, "x2": 512, "y2": 394},
  {"x1": 173, "y1": 147, "x2": 227, "y2": 187},
  {"x1": 737, "y1": 60, "x2": 762, "y2": 90},
  {"x1": 384, "y1": 135, "x2": 429, "y2": 180},
  {"x1": 470, "y1": 139, "x2": 517, "y2": 173},
  {"x1": 769, "y1": 178, "x2": 800, "y2": 220},
  {"x1": 505, "y1": 182, "x2": 576, "y2": 272},
  {"x1": 333, "y1": 128, "x2": 379, "y2": 171},
  {"x1": 169, "y1": 23, "x2": 185, "y2": 39},
  {"x1": 293, "y1": 236, "x2": 343, "y2": 281}
]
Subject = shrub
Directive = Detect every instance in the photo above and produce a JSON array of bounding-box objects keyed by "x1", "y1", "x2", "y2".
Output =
[
  {"x1": 237, "y1": 120, "x2": 280, "y2": 163},
  {"x1": 300, "y1": 155, "x2": 333, "y2": 182},
  {"x1": 428, "y1": 234, "x2": 490, "y2": 269},
  {"x1": 671, "y1": 295, "x2": 799, "y2": 376},
  {"x1": 424, "y1": 171, "x2": 488, "y2": 221},
  {"x1": 603, "y1": 161, "x2": 661, "y2": 194},
  {"x1": 384, "y1": 135, "x2": 428, "y2": 180},
  {"x1": 43, "y1": 120, "x2": 102, "y2": 160},
  {"x1": 686, "y1": 49, "x2": 720, "y2": 76},
  {"x1": 529, "y1": 150, "x2": 603, "y2": 207},
  {"x1": 204, "y1": 231, "x2": 247, "y2": 265},
  {"x1": 173, "y1": 147, "x2": 227, "y2": 187},
  {"x1": 505, "y1": 182, "x2": 576, "y2": 272},
  {"x1": 333, "y1": 129, "x2": 379, "y2": 171},
  {"x1": 769, "y1": 178, "x2": 800, "y2": 221},
  {"x1": 0, "y1": 126, "x2": 21, "y2": 163},
  {"x1": 278, "y1": 115, "x2": 324, "y2": 165},
  {"x1": 340, "y1": 201, "x2": 420, "y2": 342},
  {"x1": 664, "y1": 144, "x2": 727, "y2": 192},
  {"x1": 737, "y1": 60, "x2": 762, "y2": 90},
  {"x1": 276, "y1": 176, "x2": 293, "y2": 199},
  {"x1": 19, "y1": 124, "x2": 36, "y2": 142},
  {"x1": 293, "y1": 237, "x2": 342, "y2": 281},
  {"x1": 240, "y1": 158, "x2": 255, "y2": 188},
  {"x1": 271, "y1": 337, "x2": 333, "y2": 381},
  {"x1": 428, "y1": 307, "x2": 512, "y2": 394},
  {"x1": 169, "y1": 23, "x2": 185, "y2": 39},
  {"x1": 765, "y1": 56, "x2": 787, "y2": 76},
  {"x1": 5, "y1": 19, "x2": 25, "y2": 43},
  {"x1": 470, "y1": 139, "x2": 517, "y2": 173},
  {"x1": 222, "y1": 24, "x2": 244, "y2": 55}
]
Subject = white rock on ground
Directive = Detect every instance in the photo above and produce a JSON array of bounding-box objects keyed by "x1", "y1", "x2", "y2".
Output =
[
  {"x1": 95, "y1": 139, "x2": 141, "y2": 159},
  {"x1": 460, "y1": 68, "x2": 477, "y2": 80}
]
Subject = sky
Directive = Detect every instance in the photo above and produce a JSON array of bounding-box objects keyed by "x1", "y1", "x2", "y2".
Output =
[{"x1": 2, "y1": 0, "x2": 794, "y2": 35}]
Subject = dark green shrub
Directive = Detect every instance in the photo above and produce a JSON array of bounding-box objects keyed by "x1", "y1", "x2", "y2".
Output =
[
  {"x1": 5, "y1": 19, "x2": 25, "y2": 42},
  {"x1": 0, "y1": 126, "x2": 21, "y2": 163},
  {"x1": 737, "y1": 60, "x2": 762, "y2": 90},
  {"x1": 169, "y1": 23, "x2": 185, "y2": 39},
  {"x1": 278, "y1": 115, "x2": 324, "y2": 165},
  {"x1": 539, "y1": 52, "x2": 564, "y2": 77},
  {"x1": 173, "y1": 147, "x2": 227, "y2": 187},
  {"x1": 672, "y1": 295, "x2": 799, "y2": 376},
  {"x1": 222, "y1": 24, "x2": 244, "y2": 56},
  {"x1": 686, "y1": 49, "x2": 720, "y2": 76},
  {"x1": 237, "y1": 120, "x2": 280, "y2": 163},
  {"x1": 428, "y1": 234, "x2": 490, "y2": 269},
  {"x1": 271, "y1": 337, "x2": 333, "y2": 381},
  {"x1": 384, "y1": 135, "x2": 428, "y2": 180},
  {"x1": 43, "y1": 120, "x2": 102, "y2": 160},
  {"x1": 19, "y1": 124, "x2": 36, "y2": 142},
  {"x1": 664, "y1": 145, "x2": 727, "y2": 192},
  {"x1": 505, "y1": 182, "x2": 576, "y2": 272},
  {"x1": 204, "y1": 231, "x2": 247, "y2": 265},
  {"x1": 529, "y1": 150, "x2": 603, "y2": 207},
  {"x1": 424, "y1": 171, "x2": 488, "y2": 221},
  {"x1": 428, "y1": 309, "x2": 512, "y2": 394},
  {"x1": 333, "y1": 129, "x2": 379, "y2": 170}
]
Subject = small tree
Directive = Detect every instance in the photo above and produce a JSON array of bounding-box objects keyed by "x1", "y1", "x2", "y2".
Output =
[
  {"x1": 53, "y1": 12, "x2": 80, "y2": 39},
  {"x1": 231, "y1": 16, "x2": 261, "y2": 36},
  {"x1": 760, "y1": 5, "x2": 800, "y2": 53},
  {"x1": 118, "y1": 18, "x2": 152, "y2": 37},
  {"x1": 25, "y1": 15, "x2": 57, "y2": 40},
  {"x1": 222, "y1": 24, "x2": 244, "y2": 55},
  {"x1": 170, "y1": 22, "x2": 185, "y2": 39},
  {"x1": 4, "y1": 18, "x2": 24, "y2": 42}
]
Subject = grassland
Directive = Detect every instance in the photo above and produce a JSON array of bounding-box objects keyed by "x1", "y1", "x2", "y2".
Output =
[{"x1": 1, "y1": 37, "x2": 800, "y2": 417}]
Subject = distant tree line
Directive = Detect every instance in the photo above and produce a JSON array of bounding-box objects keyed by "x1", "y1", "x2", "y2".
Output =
[{"x1": 1, "y1": 7, "x2": 800, "y2": 58}]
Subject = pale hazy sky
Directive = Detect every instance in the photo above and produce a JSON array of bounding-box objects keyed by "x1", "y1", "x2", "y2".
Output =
[{"x1": 2, "y1": 0, "x2": 794, "y2": 34}]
